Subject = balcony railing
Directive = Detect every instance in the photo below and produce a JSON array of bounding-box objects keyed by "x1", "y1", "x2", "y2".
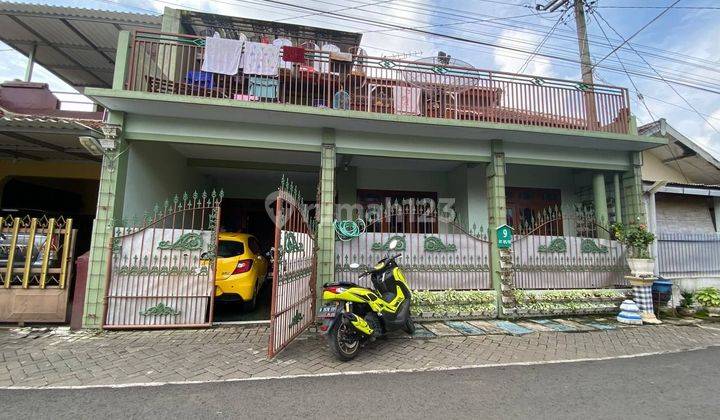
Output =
[{"x1": 125, "y1": 30, "x2": 631, "y2": 135}]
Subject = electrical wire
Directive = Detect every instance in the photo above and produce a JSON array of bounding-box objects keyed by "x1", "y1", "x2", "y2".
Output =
[
  {"x1": 591, "y1": 0, "x2": 681, "y2": 70},
  {"x1": 517, "y1": 8, "x2": 567, "y2": 74},
  {"x1": 596, "y1": 10, "x2": 720, "y2": 135}
]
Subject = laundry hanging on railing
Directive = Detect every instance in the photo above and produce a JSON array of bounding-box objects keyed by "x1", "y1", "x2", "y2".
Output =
[
  {"x1": 394, "y1": 86, "x2": 422, "y2": 115},
  {"x1": 273, "y1": 38, "x2": 294, "y2": 69},
  {"x1": 281, "y1": 46, "x2": 306, "y2": 64},
  {"x1": 242, "y1": 42, "x2": 281, "y2": 75},
  {"x1": 201, "y1": 33, "x2": 246, "y2": 75}
]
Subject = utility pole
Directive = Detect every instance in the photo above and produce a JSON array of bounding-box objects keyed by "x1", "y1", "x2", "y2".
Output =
[{"x1": 536, "y1": 0, "x2": 598, "y2": 129}]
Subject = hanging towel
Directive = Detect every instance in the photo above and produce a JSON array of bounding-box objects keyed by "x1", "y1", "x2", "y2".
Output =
[
  {"x1": 394, "y1": 86, "x2": 422, "y2": 115},
  {"x1": 273, "y1": 38, "x2": 294, "y2": 69},
  {"x1": 201, "y1": 35, "x2": 244, "y2": 75},
  {"x1": 282, "y1": 46, "x2": 306, "y2": 64},
  {"x1": 242, "y1": 42, "x2": 281, "y2": 76}
]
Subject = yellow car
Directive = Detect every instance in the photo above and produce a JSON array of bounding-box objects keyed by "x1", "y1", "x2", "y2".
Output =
[{"x1": 214, "y1": 233, "x2": 269, "y2": 310}]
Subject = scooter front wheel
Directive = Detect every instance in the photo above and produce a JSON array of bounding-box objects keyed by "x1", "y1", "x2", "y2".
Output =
[{"x1": 328, "y1": 321, "x2": 361, "y2": 361}]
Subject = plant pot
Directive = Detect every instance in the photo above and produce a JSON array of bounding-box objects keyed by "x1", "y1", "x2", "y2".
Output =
[{"x1": 627, "y1": 258, "x2": 655, "y2": 277}]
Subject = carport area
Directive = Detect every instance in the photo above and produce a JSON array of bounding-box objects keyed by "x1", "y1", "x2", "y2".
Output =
[
  {"x1": 0, "y1": 110, "x2": 102, "y2": 324},
  {"x1": 120, "y1": 141, "x2": 320, "y2": 323}
]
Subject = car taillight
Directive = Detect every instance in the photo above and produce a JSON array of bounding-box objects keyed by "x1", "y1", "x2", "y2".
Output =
[{"x1": 232, "y1": 259, "x2": 253, "y2": 274}]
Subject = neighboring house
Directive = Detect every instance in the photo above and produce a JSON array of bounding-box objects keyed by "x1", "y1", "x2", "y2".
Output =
[
  {"x1": 0, "y1": 3, "x2": 666, "y2": 334},
  {"x1": 640, "y1": 119, "x2": 720, "y2": 291},
  {"x1": 0, "y1": 80, "x2": 103, "y2": 323}
]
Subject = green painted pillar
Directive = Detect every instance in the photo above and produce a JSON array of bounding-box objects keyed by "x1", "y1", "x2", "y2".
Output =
[
  {"x1": 592, "y1": 172, "x2": 609, "y2": 238},
  {"x1": 486, "y1": 140, "x2": 506, "y2": 317},
  {"x1": 622, "y1": 152, "x2": 647, "y2": 225},
  {"x1": 82, "y1": 113, "x2": 128, "y2": 329},
  {"x1": 613, "y1": 173, "x2": 622, "y2": 224},
  {"x1": 112, "y1": 31, "x2": 131, "y2": 90},
  {"x1": 316, "y1": 129, "x2": 336, "y2": 297}
]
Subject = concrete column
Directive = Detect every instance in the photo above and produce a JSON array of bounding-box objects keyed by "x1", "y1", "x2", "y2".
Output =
[
  {"x1": 82, "y1": 113, "x2": 128, "y2": 328},
  {"x1": 24, "y1": 43, "x2": 36, "y2": 82},
  {"x1": 486, "y1": 140, "x2": 506, "y2": 317},
  {"x1": 647, "y1": 191, "x2": 659, "y2": 274},
  {"x1": 112, "y1": 31, "x2": 131, "y2": 90},
  {"x1": 593, "y1": 173, "x2": 609, "y2": 238},
  {"x1": 316, "y1": 129, "x2": 336, "y2": 296},
  {"x1": 622, "y1": 152, "x2": 647, "y2": 224},
  {"x1": 613, "y1": 173, "x2": 622, "y2": 224}
]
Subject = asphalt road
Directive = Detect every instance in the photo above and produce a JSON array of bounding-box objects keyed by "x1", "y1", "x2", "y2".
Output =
[{"x1": 2, "y1": 347, "x2": 719, "y2": 420}]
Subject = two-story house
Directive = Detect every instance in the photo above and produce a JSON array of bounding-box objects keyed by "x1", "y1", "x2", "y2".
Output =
[{"x1": 1, "y1": 4, "x2": 666, "y2": 341}]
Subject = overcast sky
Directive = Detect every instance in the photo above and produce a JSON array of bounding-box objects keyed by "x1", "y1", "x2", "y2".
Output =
[{"x1": 1, "y1": 0, "x2": 718, "y2": 157}]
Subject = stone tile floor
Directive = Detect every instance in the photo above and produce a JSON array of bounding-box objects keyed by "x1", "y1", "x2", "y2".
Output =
[{"x1": 0, "y1": 317, "x2": 718, "y2": 388}]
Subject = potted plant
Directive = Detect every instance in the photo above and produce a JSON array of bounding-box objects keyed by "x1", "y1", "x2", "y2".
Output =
[
  {"x1": 677, "y1": 291, "x2": 696, "y2": 317},
  {"x1": 694, "y1": 287, "x2": 720, "y2": 314},
  {"x1": 611, "y1": 222, "x2": 656, "y2": 276}
]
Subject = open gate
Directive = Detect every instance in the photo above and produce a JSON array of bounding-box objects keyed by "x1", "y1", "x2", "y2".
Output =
[
  {"x1": 104, "y1": 190, "x2": 222, "y2": 329},
  {"x1": 268, "y1": 177, "x2": 317, "y2": 358}
]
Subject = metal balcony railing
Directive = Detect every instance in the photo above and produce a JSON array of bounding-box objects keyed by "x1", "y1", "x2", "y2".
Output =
[{"x1": 125, "y1": 30, "x2": 631, "y2": 135}]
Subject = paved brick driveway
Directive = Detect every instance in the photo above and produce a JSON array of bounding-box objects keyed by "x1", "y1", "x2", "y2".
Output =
[{"x1": 1, "y1": 318, "x2": 718, "y2": 388}]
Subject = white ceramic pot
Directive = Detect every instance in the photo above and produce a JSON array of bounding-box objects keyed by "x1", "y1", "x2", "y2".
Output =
[{"x1": 627, "y1": 258, "x2": 655, "y2": 276}]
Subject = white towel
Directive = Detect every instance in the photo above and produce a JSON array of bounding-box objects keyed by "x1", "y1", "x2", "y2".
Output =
[
  {"x1": 201, "y1": 35, "x2": 244, "y2": 75},
  {"x1": 272, "y1": 38, "x2": 293, "y2": 70},
  {"x1": 394, "y1": 86, "x2": 422, "y2": 115},
  {"x1": 242, "y1": 42, "x2": 281, "y2": 76}
]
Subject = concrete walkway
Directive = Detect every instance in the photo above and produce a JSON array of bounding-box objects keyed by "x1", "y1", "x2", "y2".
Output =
[{"x1": 1, "y1": 317, "x2": 718, "y2": 389}]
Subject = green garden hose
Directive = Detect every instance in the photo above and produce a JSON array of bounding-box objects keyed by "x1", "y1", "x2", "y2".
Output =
[{"x1": 333, "y1": 219, "x2": 367, "y2": 241}]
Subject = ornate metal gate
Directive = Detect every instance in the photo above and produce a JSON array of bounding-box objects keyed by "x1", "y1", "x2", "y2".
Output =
[
  {"x1": 104, "y1": 191, "x2": 222, "y2": 329},
  {"x1": 1, "y1": 215, "x2": 77, "y2": 322},
  {"x1": 511, "y1": 207, "x2": 629, "y2": 289},
  {"x1": 334, "y1": 207, "x2": 491, "y2": 290},
  {"x1": 268, "y1": 178, "x2": 317, "y2": 358}
]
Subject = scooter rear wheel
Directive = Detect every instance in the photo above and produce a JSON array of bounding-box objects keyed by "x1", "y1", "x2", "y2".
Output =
[{"x1": 329, "y1": 321, "x2": 360, "y2": 361}]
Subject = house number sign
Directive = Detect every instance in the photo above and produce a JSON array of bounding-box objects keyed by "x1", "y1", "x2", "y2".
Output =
[{"x1": 496, "y1": 224, "x2": 513, "y2": 249}]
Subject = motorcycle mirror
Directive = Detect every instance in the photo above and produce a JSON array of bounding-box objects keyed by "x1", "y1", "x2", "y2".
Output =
[
  {"x1": 388, "y1": 239, "x2": 398, "y2": 251},
  {"x1": 349, "y1": 262, "x2": 360, "y2": 269}
]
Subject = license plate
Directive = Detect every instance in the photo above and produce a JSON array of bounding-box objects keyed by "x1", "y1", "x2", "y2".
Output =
[{"x1": 318, "y1": 304, "x2": 338, "y2": 318}]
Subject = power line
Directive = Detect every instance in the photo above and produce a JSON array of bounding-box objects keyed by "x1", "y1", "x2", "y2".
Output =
[
  {"x1": 591, "y1": 0, "x2": 681, "y2": 70},
  {"x1": 596, "y1": 10, "x2": 720, "y2": 136},
  {"x1": 517, "y1": 8, "x2": 567, "y2": 73},
  {"x1": 275, "y1": 0, "x2": 394, "y2": 23}
]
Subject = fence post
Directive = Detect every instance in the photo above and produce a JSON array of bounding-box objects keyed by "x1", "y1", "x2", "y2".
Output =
[{"x1": 487, "y1": 140, "x2": 506, "y2": 317}]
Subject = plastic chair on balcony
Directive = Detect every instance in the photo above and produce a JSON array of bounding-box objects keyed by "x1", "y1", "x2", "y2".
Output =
[
  {"x1": 301, "y1": 41, "x2": 321, "y2": 72},
  {"x1": 320, "y1": 43, "x2": 340, "y2": 73}
]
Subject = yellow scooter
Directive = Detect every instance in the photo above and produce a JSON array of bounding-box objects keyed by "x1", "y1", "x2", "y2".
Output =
[{"x1": 319, "y1": 239, "x2": 414, "y2": 361}]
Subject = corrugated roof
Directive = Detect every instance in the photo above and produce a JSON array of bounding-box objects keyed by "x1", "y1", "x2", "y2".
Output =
[
  {"x1": 0, "y1": 106, "x2": 102, "y2": 161},
  {"x1": 0, "y1": 2, "x2": 161, "y2": 89},
  {"x1": 640, "y1": 118, "x2": 720, "y2": 186}
]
